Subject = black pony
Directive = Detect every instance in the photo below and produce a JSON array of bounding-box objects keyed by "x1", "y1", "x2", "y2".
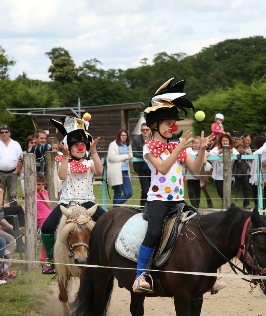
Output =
[{"x1": 71, "y1": 206, "x2": 266, "y2": 316}]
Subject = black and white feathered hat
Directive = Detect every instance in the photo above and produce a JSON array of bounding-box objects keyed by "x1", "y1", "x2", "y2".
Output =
[
  {"x1": 50, "y1": 116, "x2": 92, "y2": 150},
  {"x1": 145, "y1": 78, "x2": 195, "y2": 127}
]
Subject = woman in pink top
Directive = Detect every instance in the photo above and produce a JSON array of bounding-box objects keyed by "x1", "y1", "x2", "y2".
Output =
[{"x1": 36, "y1": 173, "x2": 52, "y2": 263}]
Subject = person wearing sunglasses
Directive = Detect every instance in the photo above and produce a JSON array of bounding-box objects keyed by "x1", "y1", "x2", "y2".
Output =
[
  {"x1": 0, "y1": 126, "x2": 22, "y2": 206},
  {"x1": 132, "y1": 123, "x2": 151, "y2": 207}
]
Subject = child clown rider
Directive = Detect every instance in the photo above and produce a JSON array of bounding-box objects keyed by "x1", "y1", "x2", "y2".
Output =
[
  {"x1": 132, "y1": 78, "x2": 213, "y2": 292},
  {"x1": 41, "y1": 115, "x2": 105, "y2": 273}
]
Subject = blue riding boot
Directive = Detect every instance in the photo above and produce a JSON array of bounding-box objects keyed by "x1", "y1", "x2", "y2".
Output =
[{"x1": 133, "y1": 244, "x2": 154, "y2": 292}]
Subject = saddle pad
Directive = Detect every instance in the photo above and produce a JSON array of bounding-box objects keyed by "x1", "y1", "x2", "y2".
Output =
[{"x1": 115, "y1": 213, "x2": 148, "y2": 262}]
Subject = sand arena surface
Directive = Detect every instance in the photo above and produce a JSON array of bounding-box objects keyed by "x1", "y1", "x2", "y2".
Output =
[{"x1": 35, "y1": 263, "x2": 265, "y2": 316}]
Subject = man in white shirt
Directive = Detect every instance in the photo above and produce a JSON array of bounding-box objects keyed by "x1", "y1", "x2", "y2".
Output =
[{"x1": 0, "y1": 126, "x2": 22, "y2": 205}]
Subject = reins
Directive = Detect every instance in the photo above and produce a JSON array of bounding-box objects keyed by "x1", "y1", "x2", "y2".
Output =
[{"x1": 198, "y1": 215, "x2": 251, "y2": 282}]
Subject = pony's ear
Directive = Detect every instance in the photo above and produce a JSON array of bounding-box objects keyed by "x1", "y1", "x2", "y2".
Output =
[
  {"x1": 60, "y1": 205, "x2": 72, "y2": 217},
  {"x1": 251, "y1": 206, "x2": 265, "y2": 228},
  {"x1": 239, "y1": 128, "x2": 245, "y2": 135},
  {"x1": 228, "y1": 128, "x2": 234, "y2": 136},
  {"x1": 86, "y1": 204, "x2": 98, "y2": 216},
  {"x1": 170, "y1": 130, "x2": 183, "y2": 143}
]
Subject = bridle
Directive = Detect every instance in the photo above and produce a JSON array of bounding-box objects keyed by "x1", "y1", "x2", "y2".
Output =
[
  {"x1": 232, "y1": 135, "x2": 244, "y2": 150},
  {"x1": 199, "y1": 215, "x2": 266, "y2": 285},
  {"x1": 66, "y1": 215, "x2": 92, "y2": 258},
  {"x1": 237, "y1": 217, "x2": 266, "y2": 276}
]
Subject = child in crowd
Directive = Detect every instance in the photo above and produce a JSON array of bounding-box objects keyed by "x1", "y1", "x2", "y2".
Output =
[
  {"x1": 209, "y1": 134, "x2": 239, "y2": 204},
  {"x1": 185, "y1": 137, "x2": 206, "y2": 209},
  {"x1": 50, "y1": 138, "x2": 60, "y2": 153},
  {"x1": 0, "y1": 228, "x2": 16, "y2": 283},
  {"x1": 211, "y1": 113, "x2": 225, "y2": 138},
  {"x1": 0, "y1": 192, "x2": 17, "y2": 283},
  {"x1": 0, "y1": 236, "x2": 6, "y2": 284},
  {"x1": 36, "y1": 172, "x2": 52, "y2": 270},
  {"x1": 131, "y1": 78, "x2": 226, "y2": 293}
]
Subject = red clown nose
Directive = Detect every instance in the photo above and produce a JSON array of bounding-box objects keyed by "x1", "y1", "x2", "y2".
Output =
[
  {"x1": 171, "y1": 125, "x2": 178, "y2": 132},
  {"x1": 77, "y1": 145, "x2": 85, "y2": 151}
]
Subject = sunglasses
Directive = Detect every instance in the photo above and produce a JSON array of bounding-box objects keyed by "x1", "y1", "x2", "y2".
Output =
[
  {"x1": 0, "y1": 131, "x2": 9, "y2": 134},
  {"x1": 141, "y1": 128, "x2": 149, "y2": 132}
]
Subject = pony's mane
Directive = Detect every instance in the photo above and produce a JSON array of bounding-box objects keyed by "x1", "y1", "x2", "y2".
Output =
[
  {"x1": 55, "y1": 205, "x2": 94, "y2": 245},
  {"x1": 66, "y1": 204, "x2": 91, "y2": 220},
  {"x1": 204, "y1": 207, "x2": 250, "y2": 245}
]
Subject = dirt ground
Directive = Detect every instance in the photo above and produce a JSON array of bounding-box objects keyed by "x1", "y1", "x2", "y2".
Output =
[{"x1": 34, "y1": 264, "x2": 266, "y2": 316}]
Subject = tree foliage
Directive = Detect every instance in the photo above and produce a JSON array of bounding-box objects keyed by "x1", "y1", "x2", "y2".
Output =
[
  {"x1": 45, "y1": 47, "x2": 71, "y2": 63},
  {"x1": 192, "y1": 79, "x2": 266, "y2": 137},
  {"x1": 0, "y1": 46, "x2": 15, "y2": 80},
  {"x1": 46, "y1": 47, "x2": 79, "y2": 83}
]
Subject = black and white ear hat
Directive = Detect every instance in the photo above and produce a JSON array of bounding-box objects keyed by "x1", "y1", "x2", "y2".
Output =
[
  {"x1": 145, "y1": 78, "x2": 195, "y2": 128},
  {"x1": 50, "y1": 116, "x2": 93, "y2": 150}
]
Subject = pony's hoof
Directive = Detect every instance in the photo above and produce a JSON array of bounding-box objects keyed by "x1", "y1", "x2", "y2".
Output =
[{"x1": 211, "y1": 281, "x2": 227, "y2": 294}]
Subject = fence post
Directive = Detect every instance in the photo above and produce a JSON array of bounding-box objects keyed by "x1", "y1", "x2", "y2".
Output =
[
  {"x1": 24, "y1": 153, "x2": 37, "y2": 270},
  {"x1": 222, "y1": 146, "x2": 231, "y2": 209},
  {"x1": 45, "y1": 151, "x2": 58, "y2": 209}
]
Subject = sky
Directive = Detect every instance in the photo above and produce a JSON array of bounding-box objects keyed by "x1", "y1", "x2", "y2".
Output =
[{"x1": 0, "y1": 0, "x2": 265, "y2": 81}]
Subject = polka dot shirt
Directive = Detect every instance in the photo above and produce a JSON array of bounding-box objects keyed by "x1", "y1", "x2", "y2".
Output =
[
  {"x1": 143, "y1": 144, "x2": 186, "y2": 201},
  {"x1": 59, "y1": 160, "x2": 95, "y2": 204}
]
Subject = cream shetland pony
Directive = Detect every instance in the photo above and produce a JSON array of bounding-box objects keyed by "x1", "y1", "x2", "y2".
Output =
[{"x1": 54, "y1": 203, "x2": 97, "y2": 316}]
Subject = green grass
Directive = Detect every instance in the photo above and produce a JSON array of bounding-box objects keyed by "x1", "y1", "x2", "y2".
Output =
[{"x1": 0, "y1": 243, "x2": 56, "y2": 316}]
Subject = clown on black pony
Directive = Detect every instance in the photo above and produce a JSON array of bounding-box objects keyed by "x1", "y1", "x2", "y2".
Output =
[{"x1": 130, "y1": 78, "x2": 223, "y2": 292}]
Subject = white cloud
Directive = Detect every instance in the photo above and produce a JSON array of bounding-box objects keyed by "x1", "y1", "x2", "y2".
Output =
[{"x1": 0, "y1": 0, "x2": 265, "y2": 80}]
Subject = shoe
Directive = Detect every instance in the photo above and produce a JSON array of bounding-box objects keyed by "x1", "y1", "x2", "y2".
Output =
[
  {"x1": 1, "y1": 271, "x2": 17, "y2": 283},
  {"x1": 211, "y1": 281, "x2": 227, "y2": 294},
  {"x1": 0, "y1": 280, "x2": 6, "y2": 285},
  {"x1": 132, "y1": 275, "x2": 150, "y2": 293},
  {"x1": 42, "y1": 258, "x2": 56, "y2": 274}
]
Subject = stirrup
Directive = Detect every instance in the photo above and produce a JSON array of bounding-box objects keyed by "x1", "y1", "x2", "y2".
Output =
[{"x1": 133, "y1": 272, "x2": 153, "y2": 293}]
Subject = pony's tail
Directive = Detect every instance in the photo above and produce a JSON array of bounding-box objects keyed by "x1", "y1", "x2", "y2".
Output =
[
  {"x1": 70, "y1": 268, "x2": 95, "y2": 316},
  {"x1": 70, "y1": 268, "x2": 115, "y2": 316},
  {"x1": 103, "y1": 276, "x2": 115, "y2": 315}
]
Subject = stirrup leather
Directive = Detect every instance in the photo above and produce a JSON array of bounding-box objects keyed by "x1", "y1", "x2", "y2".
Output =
[{"x1": 133, "y1": 272, "x2": 154, "y2": 293}]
